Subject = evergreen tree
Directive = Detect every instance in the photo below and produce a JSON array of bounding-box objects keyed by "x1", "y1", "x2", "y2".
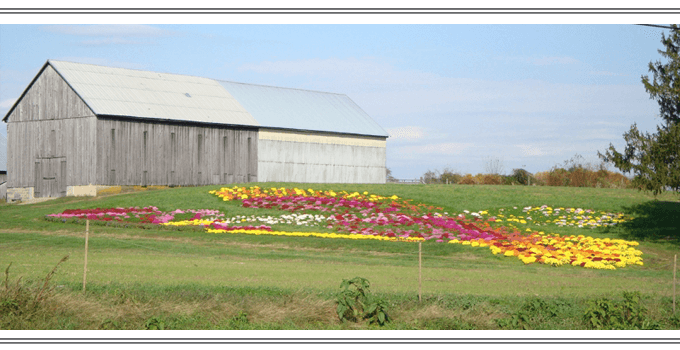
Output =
[{"x1": 599, "y1": 25, "x2": 680, "y2": 195}]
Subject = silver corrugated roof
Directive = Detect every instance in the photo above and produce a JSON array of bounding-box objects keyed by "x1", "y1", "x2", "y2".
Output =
[
  {"x1": 219, "y1": 81, "x2": 388, "y2": 137},
  {"x1": 49, "y1": 60, "x2": 258, "y2": 126},
  {"x1": 6, "y1": 60, "x2": 387, "y2": 138}
]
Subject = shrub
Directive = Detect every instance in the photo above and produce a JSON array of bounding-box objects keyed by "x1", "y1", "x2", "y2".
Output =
[
  {"x1": 533, "y1": 171, "x2": 549, "y2": 184},
  {"x1": 603, "y1": 171, "x2": 632, "y2": 189},
  {"x1": 457, "y1": 174, "x2": 477, "y2": 185},
  {"x1": 512, "y1": 169, "x2": 532, "y2": 185},
  {"x1": 335, "y1": 277, "x2": 390, "y2": 326},
  {"x1": 480, "y1": 174, "x2": 503, "y2": 185},
  {"x1": 570, "y1": 167, "x2": 599, "y2": 187},
  {"x1": 440, "y1": 169, "x2": 462, "y2": 184},
  {"x1": 501, "y1": 175, "x2": 515, "y2": 185},
  {"x1": 545, "y1": 167, "x2": 569, "y2": 187},
  {"x1": 583, "y1": 291, "x2": 659, "y2": 330}
]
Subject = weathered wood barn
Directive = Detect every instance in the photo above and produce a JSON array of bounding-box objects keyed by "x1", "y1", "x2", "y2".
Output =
[{"x1": 2, "y1": 60, "x2": 388, "y2": 201}]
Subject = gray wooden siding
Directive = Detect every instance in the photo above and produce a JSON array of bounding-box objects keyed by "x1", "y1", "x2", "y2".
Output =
[
  {"x1": 5, "y1": 64, "x2": 97, "y2": 193},
  {"x1": 96, "y1": 118, "x2": 258, "y2": 186},
  {"x1": 6, "y1": 65, "x2": 95, "y2": 122},
  {"x1": 6, "y1": 117, "x2": 97, "y2": 189},
  {"x1": 258, "y1": 140, "x2": 386, "y2": 183}
]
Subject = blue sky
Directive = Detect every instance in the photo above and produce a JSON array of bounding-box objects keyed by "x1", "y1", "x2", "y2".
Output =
[{"x1": 0, "y1": 23, "x2": 672, "y2": 178}]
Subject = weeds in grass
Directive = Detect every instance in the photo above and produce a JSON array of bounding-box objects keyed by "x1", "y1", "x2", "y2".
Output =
[
  {"x1": 496, "y1": 298, "x2": 571, "y2": 330},
  {"x1": 336, "y1": 277, "x2": 390, "y2": 326},
  {"x1": 144, "y1": 316, "x2": 167, "y2": 330},
  {"x1": 583, "y1": 291, "x2": 660, "y2": 330},
  {"x1": 228, "y1": 311, "x2": 250, "y2": 329},
  {"x1": 1, "y1": 255, "x2": 69, "y2": 317}
]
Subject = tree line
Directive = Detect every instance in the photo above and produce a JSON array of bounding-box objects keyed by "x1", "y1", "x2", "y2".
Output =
[{"x1": 388, "y1": 154, "x2": 631, "y2": 188}]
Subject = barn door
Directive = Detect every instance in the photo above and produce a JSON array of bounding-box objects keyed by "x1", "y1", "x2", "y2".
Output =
[{"x1": 34, "y1": 158, "x2": 66, "y2": 198}]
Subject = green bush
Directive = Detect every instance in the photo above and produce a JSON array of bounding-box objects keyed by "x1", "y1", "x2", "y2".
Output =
[
  {"x1": 511, "y1": 169, "x2": 532, "y2": 185},
  {"x1": 335, "y1": 277, "x2": 390, "y2": 326},
  {"x1": 583, "y1": 291, "x2": 659, "y2": 330},
  {"x1": 440, "y1": 170, "x2": 462, "y2": 185}
]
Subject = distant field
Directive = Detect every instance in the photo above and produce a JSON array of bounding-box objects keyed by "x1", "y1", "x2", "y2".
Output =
[{"x1": 1, "y1": 183, "x2": 679, "y2": 330}]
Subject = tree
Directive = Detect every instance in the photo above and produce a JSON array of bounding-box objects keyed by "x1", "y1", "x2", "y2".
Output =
[
  {"x1": 422, "y1": 170, "x2": 438, "y2": 184},
  {"x1": 385, "y1": 168, "x2": 397, "y2": 182},
  {"x1": 439, "y1": 168, "x2": 462, "y2": 184},
  {"x1": 484, "y1": 157, "x2": 505, "y2": 175},
  {"x1": 599, "y1": 24, "x2": 680, "y2": 195}
]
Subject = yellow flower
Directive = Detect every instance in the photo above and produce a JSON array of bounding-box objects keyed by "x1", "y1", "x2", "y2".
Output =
[{"x1": 522, "y1": 256, "x2": 537, "y2": 264}]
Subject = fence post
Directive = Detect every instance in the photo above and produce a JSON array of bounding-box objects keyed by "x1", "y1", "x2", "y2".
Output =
[
  {"x1": 83, "y1": 220, "x2": 89, "y2": 293},
  {"x1": 674, "y1": 254, "x2": 677, "y2": 314},
  {"x1": 419, "y1": 241, "x2": 422, "y2": 302}
]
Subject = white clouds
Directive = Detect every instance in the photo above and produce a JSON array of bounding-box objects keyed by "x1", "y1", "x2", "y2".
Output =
[
  {"x1": 40, "y1": 25, "x2": 174, "y2": 46},
  {"x1": 398, "y1": 142, "x2": 474, "y2": 156},
  {"x1": 386, "y1": 126, "x2": 426, "y2": 141},
  {"x1": 41, "y1": 24, "x2": 173, "y2": 37},
  {"x1": 517, "y1": 144, "x2": 548, "y2": 157},
  {"x1": 79, "y1": 38, "x2": 145, "y2": 46}
]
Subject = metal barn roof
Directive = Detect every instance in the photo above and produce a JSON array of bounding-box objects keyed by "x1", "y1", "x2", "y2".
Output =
[
  {"x1": 4, "y1": 60, "x2": 387, "y2": 138},
  {"x1": 219, "y1": 81, "x2": 388, "y2": 137},
  {"x1": 49, "y1": 60, "x2": 259, "y2": 126}
]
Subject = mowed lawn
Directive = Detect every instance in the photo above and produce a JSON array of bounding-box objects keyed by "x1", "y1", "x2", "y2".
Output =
[{"x1": 1, "y1": 183, "x2": 679, "y2": 299}]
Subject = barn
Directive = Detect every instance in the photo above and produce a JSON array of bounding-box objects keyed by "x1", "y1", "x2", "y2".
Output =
[{"x1": 2, "y1": 60, "x2": 388, "y2": 202}]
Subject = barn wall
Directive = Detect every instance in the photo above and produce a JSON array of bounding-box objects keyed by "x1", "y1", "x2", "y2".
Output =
[
  {"x1": 257, "y1": 129, "x2": 386, "y2": 184},
  {"x1": 8, "y1": 65, "x2": 95, "y2": 122},
  {"x1": 6, "y1": 117, "x2": 97, "y2": 190},
  {"x1": 96, "y1": 118, "x2": 258, "y2": 186},
  {"x1": 5, "y1": 64, "x2": 97, "y2": 200}
]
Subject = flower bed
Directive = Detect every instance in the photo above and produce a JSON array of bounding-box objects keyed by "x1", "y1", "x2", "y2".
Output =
[
  {"x1": 46, "y1": 186, "x2": 643, "y2": 269},
  {"x1": 485, "y1": 205, "x2": 630, "y2": 229}
]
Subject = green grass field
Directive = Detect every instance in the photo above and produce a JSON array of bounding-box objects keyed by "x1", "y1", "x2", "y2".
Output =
[{"x1": 1, "y1": 183, "x2": 679, "y2": 330}]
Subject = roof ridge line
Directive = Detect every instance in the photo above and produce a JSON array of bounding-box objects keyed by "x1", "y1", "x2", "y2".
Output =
[
  {"x1": 49, "y1": 60, "x2": 347, "y2": 96},
  {"x1": 49, "y1": 59, "x2": 217, "y2": 82}
]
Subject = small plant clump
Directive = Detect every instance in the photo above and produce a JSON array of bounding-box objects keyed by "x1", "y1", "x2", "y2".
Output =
[
  {"x1": 1, "y1": 255, "x2": 69, "y2": 324},
  {"x1": 335, "y1": 277, "x2": 390, "y2": 326},
  {"x1": 583, "y1": 291, "x2": 660, "y2": 330}
]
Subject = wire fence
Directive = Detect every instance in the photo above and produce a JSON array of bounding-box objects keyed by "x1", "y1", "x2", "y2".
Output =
[{"x1": 388, "y1": 178, "x2": 423, "y2": 184}]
